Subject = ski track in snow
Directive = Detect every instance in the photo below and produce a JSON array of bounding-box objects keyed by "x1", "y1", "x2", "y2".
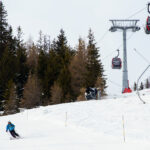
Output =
[{"x1": 0, "y1": 90, "x2": 150, "y2": 150}]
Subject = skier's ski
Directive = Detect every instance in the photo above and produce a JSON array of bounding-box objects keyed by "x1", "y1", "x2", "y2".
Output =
[{"x1": 10, "y1": 136, "x2": 23, "y2": 140}]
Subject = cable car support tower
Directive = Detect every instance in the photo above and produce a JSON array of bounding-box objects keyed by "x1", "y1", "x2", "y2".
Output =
[{"x1": 109, "y1": 20, "x2": 140, "y2": 93}]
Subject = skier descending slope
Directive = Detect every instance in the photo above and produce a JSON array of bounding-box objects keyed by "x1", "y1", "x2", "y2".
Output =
[{"x1": 6, "y1": 121, "x2": 20, "y2": 139}]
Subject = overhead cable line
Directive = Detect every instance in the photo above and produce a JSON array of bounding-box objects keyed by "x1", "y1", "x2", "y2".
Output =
[
  {"x1": 102, "y1": 50, "x2": 116, "y2": 60},
  {"x1": 97, "y1": 30, "x2": 109, "y2": 44},
  {"x1": 127, "y1": 7, "x2": 146, "y2": 19},
  {"x1": 133, "y1": 48, "x2": 150, "y2": 64},
  {"x1": 102, "y1": 32, "x2": 135, "y2": 61},
  {"x1": 108, "y1": 79, "x2": 122, "y2": 87},
  {"x1": 99, "y1": 6, "x2": 146, "y2": 61},
  {"x1": 99, "y1": 6, "x2": 146, "y2": 45},
  {"x1": 134, "y1": 48, "x2": 150, "y2": 104}
]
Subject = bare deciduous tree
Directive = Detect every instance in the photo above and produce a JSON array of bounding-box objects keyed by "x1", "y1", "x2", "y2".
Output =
[
  {"x1": 21, "y1": 74, "x2": 41, "y2": 109},
  {"x1": 77, "y1": 88, "x2": 86, "y2": 101},
  {"x1": 69, "y1": 38, "x2": 87, "y2": 99},
  {"x1": 51, "y1": 82, "x2": 63, "y2": 104}
]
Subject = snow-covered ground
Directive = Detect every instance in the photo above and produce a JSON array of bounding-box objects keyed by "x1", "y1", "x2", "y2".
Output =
[{"x1": 1, "y1": 90, "x2": 150, "y2": 150}]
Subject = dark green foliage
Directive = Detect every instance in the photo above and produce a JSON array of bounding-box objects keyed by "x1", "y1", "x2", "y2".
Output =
[
  {"x1": 85, "y1": 29, "x2": 101, "y2": 87},
  {"x1": 0, "y1": 46, "x2": 16, "y2": 99},
  {"x1": 145, "y1": 79, "x2": 150, "y2": 89},
  {"x1": 0, "y1": 2, "x2": 18, "y2": 110},
  {"x1": 55, "y1": 29, "x2": 68, "y2": 59},
  {"x1": 54, "y1": 29, "x2": 72, "y2": 102},
  {"x1": 57, "y1": 65, "x2": 71, "y2": 102},
  {"x1": 85, "y1": 29, "x2": 107, "y2": 95},
  {"x1": 0, "y1": 1, "x2": 9, "y2": 58},
  {"x1": 15, "y1": 27, "x2": 29, "y2": 99},
  {"x1": 133, "y1": 82, "x2": 137, "y2": 91},
  {"x1": 44, "y1": 49, "x2": 59, "y2": 99},
  {"x1": 37, "y1": 50, "x2": 48, "y2": 80},
  {"x1": 0, "y1": 1, "x2": 107, "y2": 113},
  {"x1": 139, "y1": 82, "x2": 144, "y2": 90},
  {"x1": 4, "y1": 80, "x2": 19, "y2": 115},
  {"x1": 37, "y1": 34, "x2": 49, "y2": 102}
]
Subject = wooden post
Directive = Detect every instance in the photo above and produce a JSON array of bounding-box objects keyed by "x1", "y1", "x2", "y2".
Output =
[
  {"x1": 65, "y1": 112, "x2": 67, "y2": 127},
  {"x1": 122, "y1": 115, "x2": 126, "y2": 142}
]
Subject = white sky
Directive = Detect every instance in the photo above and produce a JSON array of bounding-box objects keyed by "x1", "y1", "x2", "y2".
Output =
[{"x1": 2, "y1": 0, "x2": 150, "y2": 95}]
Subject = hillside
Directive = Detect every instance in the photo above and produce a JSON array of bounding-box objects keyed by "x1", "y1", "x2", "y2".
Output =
[{"x1": 0, "y1": 91, "x2": 150, "y2": 150}]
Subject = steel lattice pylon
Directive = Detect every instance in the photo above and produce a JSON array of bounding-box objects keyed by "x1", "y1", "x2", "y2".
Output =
[{"x1": 109, "y1": 20, "x2": 140, "y2": 93}]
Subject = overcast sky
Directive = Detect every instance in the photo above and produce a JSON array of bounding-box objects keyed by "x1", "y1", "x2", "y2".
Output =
[{"x1": 2, "y1": 0, "x2": 150, "y2": 95}]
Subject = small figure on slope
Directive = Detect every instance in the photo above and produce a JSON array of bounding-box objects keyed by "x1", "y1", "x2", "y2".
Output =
[
  {"x1": 85, "y1": 87, "x2": 97, "y2": 100},
  {"x1": 6, "y1": 121, "x2": 20, "y2": 139}
]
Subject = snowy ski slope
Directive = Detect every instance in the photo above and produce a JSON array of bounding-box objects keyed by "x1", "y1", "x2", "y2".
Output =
[{"x1": 0, "y1": 90, "x2": 150, "y2": 150}]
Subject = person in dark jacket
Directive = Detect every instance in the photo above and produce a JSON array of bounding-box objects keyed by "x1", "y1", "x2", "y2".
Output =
[
  {"x1": 6, "y1": 121, "x2": 20, "y2": 138},
  {"x1": 85, "y1": 87, "x2": 97, "y2": 100}
]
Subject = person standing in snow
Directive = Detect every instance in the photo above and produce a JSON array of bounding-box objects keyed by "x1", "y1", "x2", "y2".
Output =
[
  {"x1": 6, "y1": 121, "x2": 20, "y2": 138},
  {"x1": 85, "y1": 87, "x2": 97, "y2": 100}
]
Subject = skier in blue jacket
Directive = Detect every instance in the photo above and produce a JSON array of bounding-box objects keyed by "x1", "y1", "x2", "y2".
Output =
[{"x1": 6, "y1": 121, "x2": 20, "y2": 138}]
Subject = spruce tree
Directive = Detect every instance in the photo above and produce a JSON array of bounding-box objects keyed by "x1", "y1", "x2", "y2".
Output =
[
  {"x1": 85, "y1": 29, "x2": 107, "y2": 95},
  {"x1": 55, "y1": 29, "x2": 68, "y2": 60},
  {"x1": 15, "y1": 26, "x2": 29, "y2": 100},
  {"x1": 44, "y1": 48, "x2": 59, "y2": 99},
  {"x1": 145, "y1": 79, "x2": 149, "y2": 89},
  {"x1": 58, "y1": 65, "x2": 71, "y2": 102},
  {"x1": 0, "y1": 2, "x2": 17, "y2": 110},
  {"x1": 0, "y1": 1, "x2": 9, "y2": 58},
  {"x1": 54, "y1": 29, "x2": 72, "y2": 102},
  {"x1": 139, "y1": 82, "x2": 144, "y2": 90},
  {"x1": 0, "y1": 45, "x2": 16, "y2": 103},
  {"x1": 86, "y1": 29, "x2": 100, "y2": 87},
  {"x1": 133, "y1": 82, "x2": 137, "y2": 91},
  {"x1": 4, "y1": 80, "x2": 18, "y2": 115}
]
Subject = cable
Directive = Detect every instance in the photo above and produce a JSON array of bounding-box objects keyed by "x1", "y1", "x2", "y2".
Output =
[
  {"x1": 127, "y1": 7, "x2": 146, "y2": 19},
  {"x1": 102, "y1": 50, "x2": 116, "y2": 60},
  {"x1": 99, "y1": 6, "x2": 146, "y2": 65},
  {"x1": 108, "y1": 79, "x2": 122, "y2": 87},
  {"x1": 99, "y1": 6, "x2": 146, "y2": 45},
  {"x1": 100, "y1": 6, "x2": 145, "y2": 60},
  {"x1": 133, "y1": 48, "x2": 150, "y2": 64},
  {"x1": 102, "y1": 32, "x2": 135, "y2": 61},
  {"x1": 97, "y1": 30, "x2": 109, "y2": 44}
]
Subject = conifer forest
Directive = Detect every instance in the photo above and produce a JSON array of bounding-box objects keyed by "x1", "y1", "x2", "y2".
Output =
[{"x1": 0, "y1": 2, "x2": 107, "y2": 114}]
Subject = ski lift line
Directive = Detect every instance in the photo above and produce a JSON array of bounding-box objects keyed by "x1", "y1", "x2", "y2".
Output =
[
  {"x1": 102, "y1": 50, "x2": 116, "y2": 60},
  {"x1": 99, "y1": 7, "x2": 145, "y2": 61},
  {"x1": 97, "y1": 30, "x2": 109, "y2": 44},
  {"x1": 98, "y1": 6, "x2": 145, "y2": 45},
  {"x1": 102, "y1": 33, "x2": 135, "y2": 61},
  {"x1": 108, "y1": 79, "x2": 122, "y2": 87},
  {"x1": 127, "y1": 7, "x2": 147, "y2": 19},
  {"x1": 133, "y1": 48, "x2": 150, "y2": 64},
  {"x1": 136, "y1": 65, "x2": 150, "y2": 104}
]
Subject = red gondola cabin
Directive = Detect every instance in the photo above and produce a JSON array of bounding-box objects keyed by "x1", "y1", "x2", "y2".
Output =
[
  {"x1": 112, "y1": 57, "x2": 122, "y2": 69},
  {"x1": 146, "y1": 16, "x2": 150, "y2": 34}
]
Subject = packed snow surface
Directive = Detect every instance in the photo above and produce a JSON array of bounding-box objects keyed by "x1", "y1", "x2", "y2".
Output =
[{"x1": 1, "y1": 90, "x2": 150, "y2": 150}]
